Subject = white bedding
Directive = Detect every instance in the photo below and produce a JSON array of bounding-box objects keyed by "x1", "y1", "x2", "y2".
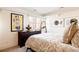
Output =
[
  {"x1": 25, "y1": 33, "x2": 79, "y2": 52},
  {"x1": 29, "y1": 33, "x2": 63, "y2": 43}
]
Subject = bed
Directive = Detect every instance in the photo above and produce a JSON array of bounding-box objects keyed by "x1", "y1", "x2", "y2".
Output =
[{"x1": 25, "y1": 33, "x2": 79, "y2": 52}]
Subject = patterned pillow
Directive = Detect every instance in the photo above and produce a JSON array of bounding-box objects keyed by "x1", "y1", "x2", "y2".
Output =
[
  {"x1": 63, "y1": 24, "x2": 78, "y2": 44},
  {"x1": 71, "y1": 30, "x2": 79, "y2": 48}
]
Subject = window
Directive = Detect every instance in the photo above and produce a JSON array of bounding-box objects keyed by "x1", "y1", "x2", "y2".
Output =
[{"x1": 28, "y1": 16, "x2": 41, "y2": 31}]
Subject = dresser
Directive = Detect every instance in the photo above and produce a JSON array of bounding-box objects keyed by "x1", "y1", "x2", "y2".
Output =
[{"x1": 18, "y1": 31, "x2": 41, "y2": 47}]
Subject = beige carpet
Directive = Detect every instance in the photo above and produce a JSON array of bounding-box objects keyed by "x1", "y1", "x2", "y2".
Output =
[{"x1": 1, "y1": 46, "x2": 27, "y2": 52}]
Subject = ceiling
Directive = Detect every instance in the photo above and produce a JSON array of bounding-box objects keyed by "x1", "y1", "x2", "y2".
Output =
[
  {"x1": 25, "y1": 7, "x2": 60, "y2": 15},
  {"x1": 0, "y1": 7, "x2": 60, "y2": 15},
  {"x1": 21, "y1": 7, "x2": 79, "y2": 16},
  {"x1": 1, "y1": 7, "x2": 79, "y2": 16}
]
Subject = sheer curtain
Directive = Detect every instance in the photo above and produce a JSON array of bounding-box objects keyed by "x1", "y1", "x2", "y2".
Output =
[
  {"x1": 28, "y1": 16, "x2": 41, "y2": 31},
  {"x1": 35, "y1": 17, "x2": 42, "y2": 31}
]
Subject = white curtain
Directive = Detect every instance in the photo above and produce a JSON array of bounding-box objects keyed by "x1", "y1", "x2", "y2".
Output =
[{"x1": 28, "y1": 16, "x2": 41, "y2": 31}]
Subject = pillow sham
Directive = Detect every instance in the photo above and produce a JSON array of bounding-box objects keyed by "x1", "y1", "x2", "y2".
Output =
[
  {"x1": 63, "y1": 23, "x2": 78, "y2": 44},
  {"x1": 71, "y1": 30, "x2": 79, "y2": 48}
]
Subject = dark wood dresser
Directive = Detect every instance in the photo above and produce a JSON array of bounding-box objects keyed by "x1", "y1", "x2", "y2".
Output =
[{"x1": 18, "y1": 31, "x2": 41, "y2": 47}]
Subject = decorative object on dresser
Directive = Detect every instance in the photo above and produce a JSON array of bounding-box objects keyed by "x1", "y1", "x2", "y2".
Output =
[
  {"x1": 26, "y1": 24, "x2": 31, "y2": 32},
  {"x1": 18, "y1": 31, "x2": 41, "y2": 47}
]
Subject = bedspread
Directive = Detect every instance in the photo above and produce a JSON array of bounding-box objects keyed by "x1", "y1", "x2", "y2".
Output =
[{"x1": 25, "y1": 33, "x2": 79, "y2": 52}]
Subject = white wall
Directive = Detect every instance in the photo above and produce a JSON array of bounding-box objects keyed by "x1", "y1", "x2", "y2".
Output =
[
  {"x1": 0, "y1": 8, "x2": 41, "y2": 32},
  {"x1": 45, "y1": 16, "x2": 65, "y2": 36},
  {"x1": 0, "y1": 8, "x2": 40, "y2": 50},
  {"x1": 0, "y1": 10, "x2": 18, "y2": 50},
  {"x1": 46, "y1": 8, "x2": 79, "y2": 36}
]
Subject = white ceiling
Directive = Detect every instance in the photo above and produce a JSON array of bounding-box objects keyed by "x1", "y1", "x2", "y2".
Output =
[
  {"x1": 0, "y1": 7, "x2": 60, "y2": 15},
  {"x1": 25, "y1": 7, "x2": 60, "y2": 15},
  {"x1": 1, "y1": 7, "x2": 79, "y2": 16},
  {"x1": 21, "y1": 7, "x2": 79, "y2": 16}
]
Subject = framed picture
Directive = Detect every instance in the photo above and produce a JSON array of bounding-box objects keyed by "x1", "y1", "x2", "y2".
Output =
[
  {"x1": 53, "y1": 18, "x2": 65, "y2": 27},
  {"x1": 11, "y1": 13, "x2": 24, "y2": 32}
]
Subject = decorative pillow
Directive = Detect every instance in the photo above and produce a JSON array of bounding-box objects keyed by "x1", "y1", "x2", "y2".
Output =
[
  {"x1": 71, "y1": 30, "x2": 79, "y2": 48},
  {"x1": 63, "y1": 23, "x2": 78, "y2": 44}
]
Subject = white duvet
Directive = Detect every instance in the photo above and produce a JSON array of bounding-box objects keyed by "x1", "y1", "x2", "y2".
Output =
[
  {"x1": 25, "y1": 33, "x2": 79, "y2": 52},
  {"x1": 29, "y1": 33, "x2": 63, "y2": 43}
]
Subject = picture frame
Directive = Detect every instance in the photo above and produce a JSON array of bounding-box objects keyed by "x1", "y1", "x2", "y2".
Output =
[
  {"x1": 11, "y1": 13, "x2": 24, "y2": 32},
  {"x1": 53, "y1": 18, "x2": 65, "y2": 27}
]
